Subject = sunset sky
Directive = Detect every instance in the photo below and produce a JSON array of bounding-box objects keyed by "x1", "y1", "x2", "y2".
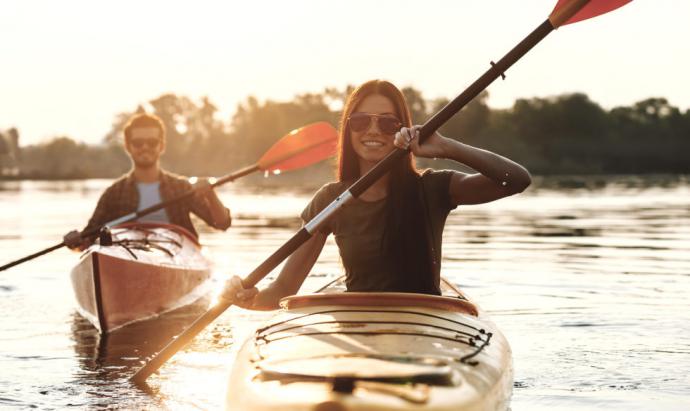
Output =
[{"x1": 2, "y1": 0, "x2": 688, "y2": 145}]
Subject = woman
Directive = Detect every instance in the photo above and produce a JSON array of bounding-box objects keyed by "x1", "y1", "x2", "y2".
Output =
[{"x1": 226, "y1": 79, "x2": 531, "y2": 309}]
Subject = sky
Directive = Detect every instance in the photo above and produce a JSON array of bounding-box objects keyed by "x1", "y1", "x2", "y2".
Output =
[{"x1": 1, "y1": 0, "x2": 689, "y2": 145}]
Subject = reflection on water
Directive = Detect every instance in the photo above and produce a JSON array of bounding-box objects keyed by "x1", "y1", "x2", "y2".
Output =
[
  {"x1": 67, "y1": 299, "x2": 216, "y2": 409},
  {"x1": 71, "y1": 299, "x2": 209, "y2": 379},
  {"x1": 1, "y1": 176, "x2": 690, "y2": 410}
]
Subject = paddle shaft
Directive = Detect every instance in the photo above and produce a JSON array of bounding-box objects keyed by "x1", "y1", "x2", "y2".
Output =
[
  {"x1": 0, "y1": 243, "x2": 67, "y2": 272},
  {"x1": 104, "y1": 164, "x2": 260, "y2": 228},
  {"x1": 0, "y1": 164, "x2": 259, "y2": 272},
  {"x1": 130, "y1": 229, "x2": 312, "y2": 384},
  {"x1": 130, "y1": 16, "x2": 561, "y2": 384}
]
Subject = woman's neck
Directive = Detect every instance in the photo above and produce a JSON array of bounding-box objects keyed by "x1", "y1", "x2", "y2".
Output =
[{"x1": 357, "y1": 161, "x2": 389, "y2": 202}]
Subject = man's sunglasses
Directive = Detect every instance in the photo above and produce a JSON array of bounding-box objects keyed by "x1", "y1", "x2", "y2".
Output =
[
  {"x1": 129, "y1": 138, "x2": 161, "y2": 149},
  {"x1": 347, "y1": 112, "x2": 402, "y2": 135}
]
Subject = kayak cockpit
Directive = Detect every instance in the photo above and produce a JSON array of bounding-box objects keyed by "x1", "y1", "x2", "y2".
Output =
[
  {"x1": 280, "y1": 292, "x2": 478, "y2": 317},
  {"x1": 290, "y1": 276, "x2": 478, "y2": 316}
]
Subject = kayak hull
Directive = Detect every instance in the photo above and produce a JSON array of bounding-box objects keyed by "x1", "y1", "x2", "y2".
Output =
[
  {"x1": 70, "y1": 222, "x2": 212, "y2": 333},
  {"x1": 226, "y1": 278, "x2": 512, "y2": 410}
]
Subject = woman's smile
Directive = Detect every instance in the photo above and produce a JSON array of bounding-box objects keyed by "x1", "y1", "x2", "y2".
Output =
[{"x1": 361, "y1": 138, "x2": 388, "y2": 147}]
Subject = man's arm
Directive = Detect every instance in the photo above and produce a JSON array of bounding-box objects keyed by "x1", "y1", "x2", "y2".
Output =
[
  {"x1": 64, "y1": 188, "x2": 114, "y2": 250},
  {"x1": 189, "y1": 179, "x2": 232, "y2": 230}
]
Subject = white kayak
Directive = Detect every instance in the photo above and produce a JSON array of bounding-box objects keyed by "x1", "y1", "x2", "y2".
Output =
[{"x1": 226, "y1": 277, "x2": 512, "y2": 410}]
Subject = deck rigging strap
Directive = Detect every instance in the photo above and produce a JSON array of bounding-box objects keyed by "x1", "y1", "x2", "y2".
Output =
[
  {"x1": 98, "y1": 226, "x2": 184, "y2": 259},
  {"x1": 253, "y1": 308, "x2": 492, "y2": 366}
]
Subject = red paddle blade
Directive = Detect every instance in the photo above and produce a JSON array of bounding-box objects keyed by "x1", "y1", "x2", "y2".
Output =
[
  {"x1": 258, "y1": 122, "x2": 338, "y2": 173},
  {"x1": 550, "y1": 0, "x2": 632, "y2": 28}
]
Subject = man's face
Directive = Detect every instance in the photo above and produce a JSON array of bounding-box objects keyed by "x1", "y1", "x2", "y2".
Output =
[{"x1": 125, "y1": 127, "x2": 165, "y2": 168}]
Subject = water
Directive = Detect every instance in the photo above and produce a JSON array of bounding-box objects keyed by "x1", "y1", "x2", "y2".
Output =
[{"x1": 1, "y1": 175, "x2": 689, "y2": 410}]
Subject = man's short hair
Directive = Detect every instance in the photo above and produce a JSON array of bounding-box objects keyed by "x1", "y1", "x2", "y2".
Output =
[{"x1": 123, "y1": 113, "x2": 166, "y2": 141}]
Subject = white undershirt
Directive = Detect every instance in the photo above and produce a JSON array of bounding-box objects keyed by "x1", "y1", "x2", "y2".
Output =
[{"x1": 136, "y1": 182, "x2": 170, "y2": 223}]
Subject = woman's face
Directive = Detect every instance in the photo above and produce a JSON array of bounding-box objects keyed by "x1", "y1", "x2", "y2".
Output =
[{"x1": 349, "y1": 94, "x2": 401, "y2": 168}]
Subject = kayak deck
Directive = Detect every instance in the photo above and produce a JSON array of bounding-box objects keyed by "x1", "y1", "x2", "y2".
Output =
[{"x1": 227, "y1": 277, "x2": 512, "y2": 410}]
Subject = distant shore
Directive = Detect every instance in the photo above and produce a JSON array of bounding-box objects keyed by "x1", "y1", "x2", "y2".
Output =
[{"x1": 3, "y1": 88, "x2": 689, "y2": 179}]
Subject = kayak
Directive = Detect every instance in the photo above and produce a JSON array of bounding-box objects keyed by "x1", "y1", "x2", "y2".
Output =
[
  {"x1": 70, "y1": 222, "x2": 212, "y2": 333},
  {"x1": 226, "y1": 277, "x2": 512, "y2": 410}
]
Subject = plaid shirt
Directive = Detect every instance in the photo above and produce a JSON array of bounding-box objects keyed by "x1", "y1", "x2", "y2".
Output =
[{"x1": 82, "y1": 169, "x2": 231, "y2": 238}]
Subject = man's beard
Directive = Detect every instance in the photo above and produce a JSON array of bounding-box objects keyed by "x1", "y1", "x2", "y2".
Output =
[{"x1": 133, "y1": 157, "x2": 158, "y2": 169}]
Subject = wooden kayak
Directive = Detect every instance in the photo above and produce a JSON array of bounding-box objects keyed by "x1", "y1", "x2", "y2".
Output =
[
  {"x1": 70, "y1": 222, "x2": 212, "y2": 334},
  {"x1": 226, "y1": 277, "x2": 512, "y2": 411}
]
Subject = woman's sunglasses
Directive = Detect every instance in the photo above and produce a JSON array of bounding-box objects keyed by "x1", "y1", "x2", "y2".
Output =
[
  {"x1": 129, "y1": 138, "x2": 161, "y2": 149},
  {"x1": 347, "y1": 112, "x2": 402, "y2": 135}
]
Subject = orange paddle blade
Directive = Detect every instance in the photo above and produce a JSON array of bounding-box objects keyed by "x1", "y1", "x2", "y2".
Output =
[
  {"x1": 550, "y1": 0, "x2": 632, "y2": 28},
  {"x1": 258, "y1": 122, "x2": 338, "y2": 173}
]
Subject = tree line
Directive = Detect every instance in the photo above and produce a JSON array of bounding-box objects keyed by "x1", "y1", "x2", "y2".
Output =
[{"x1": 5, "y1": 86, "x2": 690, "y2": 181}]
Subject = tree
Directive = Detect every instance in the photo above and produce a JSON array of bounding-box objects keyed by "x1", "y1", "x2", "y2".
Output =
[
  {"x1": 434, "y1": 91, "x2": 491, "y2": 147},
  {"x1": 9, "y1": 87, "x2": 690, "y2": 180},
  {"x1": 229, "y1": 92, "x2": 336, "y2": 164},
  {"x1": 401, "y1": 87, "x2": 428, "y2": 124}
]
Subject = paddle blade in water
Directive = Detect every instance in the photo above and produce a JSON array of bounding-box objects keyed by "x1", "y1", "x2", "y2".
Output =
[
  {"x1": 258, "y1": 122, "x2": 338, "y2": 173},
  {"x1": 550, "y1": 0, "x2": 632, "y2": 28}
]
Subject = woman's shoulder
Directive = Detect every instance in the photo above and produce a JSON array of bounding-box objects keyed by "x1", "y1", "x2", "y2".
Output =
[
  {"x1": 305, "y1": 182, "x2": 350, "y2": 212},
  {"x1": 301, "y1": 181, "x2": 349, "y2": 225},
  {"x1": 312, "y1": 181, "x2": 349, "y2": 199}
]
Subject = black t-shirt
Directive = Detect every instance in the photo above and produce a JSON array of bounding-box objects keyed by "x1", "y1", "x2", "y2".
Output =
[{"x1": 301, "y1": 169, "x2": 457, "y2": 292}]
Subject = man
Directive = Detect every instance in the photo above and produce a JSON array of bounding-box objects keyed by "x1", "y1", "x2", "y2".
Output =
[{"x1": 64, "y1": 113, "x2": 231, "y2": 249}]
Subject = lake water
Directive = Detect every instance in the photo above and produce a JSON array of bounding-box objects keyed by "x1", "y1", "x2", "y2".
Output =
[{"x1": 1, "y1": 175, "x2": 689, "y2": 410}]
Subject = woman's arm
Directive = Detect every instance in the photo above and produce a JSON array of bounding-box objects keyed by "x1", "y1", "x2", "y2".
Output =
[
  {"x1": 224, "y1": 230, "x2": 328, "y2": 310},
  {"x1": 396, "y1": 126, "x2": 532, "y2": 206}
]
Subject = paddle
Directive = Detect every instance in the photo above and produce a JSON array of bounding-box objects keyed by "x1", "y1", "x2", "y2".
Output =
[
  {"x1": 130, "y1": 0, "x2": 632, "y2": 384},
  {"x1": 0, "y1": 122, "x2": 338, "y2": 272}
]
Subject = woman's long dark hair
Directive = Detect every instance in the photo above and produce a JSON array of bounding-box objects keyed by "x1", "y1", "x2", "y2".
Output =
[{"x1": 337, "y1": 80, "x2": 438, "y2": 294}]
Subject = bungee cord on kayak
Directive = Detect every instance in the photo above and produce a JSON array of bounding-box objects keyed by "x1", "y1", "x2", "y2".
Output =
[
  {"x1": 256, "y1": 319, "x2": 486, "y2": 348},
  {"x1": 256, "y1": 309, "x2": 483, "y2": 336},
  {"x1": 254, "y1": 320, "x2": 493, "y2": 366}
]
